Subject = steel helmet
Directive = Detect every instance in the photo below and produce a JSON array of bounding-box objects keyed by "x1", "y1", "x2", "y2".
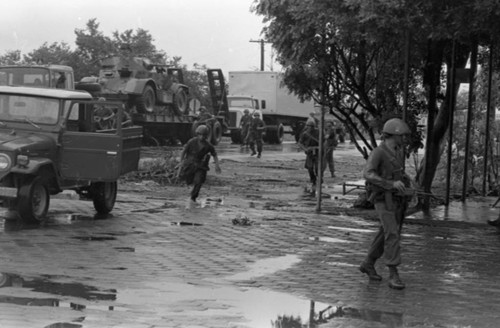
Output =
[
  {"x1": 306, "y1": 120, "x2": 316, "y2": 127},
  {"x1": 243, "y1": 108, "x2": 250, "y2": 114},
  {"x1": 382, "y1": 118, "x2": 410, "y2": 135},
  {"x1": 195, "y1": 125, "x2": 209, "y2": 136},
  {"x1": 253, "y1": 110, "x2": 261, "y2": 117}
]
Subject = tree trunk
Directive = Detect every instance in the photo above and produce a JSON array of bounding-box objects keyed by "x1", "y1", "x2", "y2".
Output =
[{"x1": 416, "y1": 41, "x2": 471, "y2": 209}]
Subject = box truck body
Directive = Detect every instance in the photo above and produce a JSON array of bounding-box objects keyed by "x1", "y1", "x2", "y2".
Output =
[{"x1": 227, "y1": 71, "x2": 315, "y2": 144}]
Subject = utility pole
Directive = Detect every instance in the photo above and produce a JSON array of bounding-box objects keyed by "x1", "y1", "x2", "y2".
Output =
[{"x1": 250, "y1": 39, "x2": 271, "y2": 71}]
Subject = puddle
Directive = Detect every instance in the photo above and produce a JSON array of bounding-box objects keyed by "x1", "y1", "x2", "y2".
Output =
[
  {"x1": 201, "y1": 197, "x2": 224, "y2": 208},
  {"x1": 328, "y1": 226, "x2": 374, "y2": 233},
  {"x1": 71, "y1": 236, "x2": 117, "y2": 241},
  {"x1": 170, "y1": 221, "x2": 203, "y2": 226},
  {"x1": 309, "y1": 236, "x2": 354, "y2": 243},
  {"x1": 0, "y1": 273, "x2": 116, "y2": 301},
  {"x1": 225, "y1": 254, "x2": 301, "y2": 281}
]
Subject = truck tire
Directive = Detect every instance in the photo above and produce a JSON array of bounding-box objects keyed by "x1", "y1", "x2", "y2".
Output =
[
  {"x1": 136, "y1": 85, "x2": 156, "y2": 113},
  {"x1": 266, "y1": 123, "x2": 285, "y2": 144},
  {"x1": 175, "y1": 88, "x2": 189, "y2": 114},
  {"x1": 211, "y1": 121, "x2": 222, "y2": 145},
  {"x1": 230, "y1": 130, "x2": 242, "y2": 144},
  {"x1": 18, "y1": 176, "x2": 50, "y2": 223},
  {"x1": 91, "y1": 181, "x2": 117, "y2": 214}
]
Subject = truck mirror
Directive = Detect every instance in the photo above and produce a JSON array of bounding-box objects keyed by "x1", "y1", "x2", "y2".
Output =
[{"x1": 261, "y1": 100, "x2": 266, "y2": 109}]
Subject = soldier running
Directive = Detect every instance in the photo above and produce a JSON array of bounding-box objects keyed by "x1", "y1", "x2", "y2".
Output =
[{"x1": 178, "y1": 125, "x2": 221, "y2": 208}]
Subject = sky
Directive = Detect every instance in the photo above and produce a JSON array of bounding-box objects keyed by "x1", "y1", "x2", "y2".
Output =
[{"x1": 0, "y1": 0, "x2": 279, "y2": 74}]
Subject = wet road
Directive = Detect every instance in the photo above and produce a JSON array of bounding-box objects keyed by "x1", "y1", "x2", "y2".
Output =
[{"x1": 0, "y1": 139, "x2": 499, "y2": 328}]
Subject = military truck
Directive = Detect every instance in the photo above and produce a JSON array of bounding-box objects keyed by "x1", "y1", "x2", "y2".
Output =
[
  {"x1": 76, "y1": 56, "x2": 225, "y2": 146},
  {"x1": 0, "y1": 64, "x2": 75, "y2": 90},
  {"x1": 0, "y1": 85, "x2": 142, "y2": 222}
]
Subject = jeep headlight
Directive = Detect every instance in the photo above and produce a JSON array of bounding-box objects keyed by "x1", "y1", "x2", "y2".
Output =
[{"x1": 0, "y1": 154, "x2": 11, "y2": 171}]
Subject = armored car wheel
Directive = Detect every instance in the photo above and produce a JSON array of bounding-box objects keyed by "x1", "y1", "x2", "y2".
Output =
[
  {"x1": 18, "y1": 176, "x2": 50, "y2": 222},
  {"x1": 211, "y1": 121, "x2": 222, "y2": 145},
  {"x1": 91, "y1": 181, "x2": 117, "y2": 214},
  {"x1": 136, "y1": 85, "x2": 156, "y2": 113}
]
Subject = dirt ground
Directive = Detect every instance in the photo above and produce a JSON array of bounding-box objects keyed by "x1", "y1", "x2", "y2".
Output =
[{"x1": 119, "y1": 141, "x2": 379, "y2": 221}]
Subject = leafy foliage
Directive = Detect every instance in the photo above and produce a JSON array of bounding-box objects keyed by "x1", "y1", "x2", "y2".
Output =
[{"x1": 254, "y1": 0, "x2": 500, "y2": 197}]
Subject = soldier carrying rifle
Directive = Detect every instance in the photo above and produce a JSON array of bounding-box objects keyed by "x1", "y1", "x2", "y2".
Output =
[{"x1": 359, "y1": 118, "x2": 412, "y2": 290}]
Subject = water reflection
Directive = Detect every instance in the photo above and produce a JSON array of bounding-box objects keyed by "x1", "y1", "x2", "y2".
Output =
[
  {"x1": 271, "y1": 301, "x2": 404, "y2": 328},
  {"x1": 0, "y1": 272, "x2": 116, "y2": 300}
]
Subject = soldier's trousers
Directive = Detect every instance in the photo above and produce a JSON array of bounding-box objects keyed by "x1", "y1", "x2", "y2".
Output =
[{"x1": 365, "y1": 200, "x2": 405, "y2": 267}]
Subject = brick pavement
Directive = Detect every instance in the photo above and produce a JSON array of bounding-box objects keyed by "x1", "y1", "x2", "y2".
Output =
[{"x1": 0, "y1": 148, "x2": 499, "y2": 327}]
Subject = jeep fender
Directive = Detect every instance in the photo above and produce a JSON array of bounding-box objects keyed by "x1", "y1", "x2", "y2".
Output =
[{"x1": 11, "y1": 159, "x2": 58, "y2": 187}]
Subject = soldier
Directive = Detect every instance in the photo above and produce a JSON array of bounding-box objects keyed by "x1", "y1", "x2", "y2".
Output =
[
  {"x1": 239, "y1": 108, "x2": 252, "y2": 148},
  {"x1": 197, "y1": 106, "x2": 213, "y2": 122},
  {"x1": 178, "y1": 125, "x2": 221, "y2": 208},
  {"x1": 359, "y1": 118, "x2": 411, "y2": 290},
  {"x1": 248, "y1": 111, "x2": 265, "y2": 158},
  {"x1": 323, "y1": 120, "x2": 338, "y2": 178},
  {"x1": 299, "y1": 120, "x2": 320, "y2": 190}
]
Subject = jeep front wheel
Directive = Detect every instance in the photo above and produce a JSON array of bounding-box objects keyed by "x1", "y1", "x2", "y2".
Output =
[
  {"x1": 18, "y1": 176, "x2": 50, "y2": 222},
  {"x1": 91, "y1": 181, "x2": 117, "y2": 214}
]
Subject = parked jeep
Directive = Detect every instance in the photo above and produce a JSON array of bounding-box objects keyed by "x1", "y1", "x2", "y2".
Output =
[{"x1": 0, "y1": 86, "x2": 142, "y2": 222}]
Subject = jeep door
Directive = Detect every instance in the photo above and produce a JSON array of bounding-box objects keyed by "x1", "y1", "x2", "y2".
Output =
[{"x1": 59, "y1": 101, "x2": 123, "y2": 181}]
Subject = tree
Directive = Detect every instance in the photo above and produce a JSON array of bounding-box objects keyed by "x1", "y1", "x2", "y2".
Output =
[
  {"x1": 0, "y1": 50, "x2": 22, "y2": 65},
  {"x1": 254, "y1": 0, "x2": 500, "y2": 205}
]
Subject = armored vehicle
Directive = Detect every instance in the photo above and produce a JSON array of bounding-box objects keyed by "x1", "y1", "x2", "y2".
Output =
[
  {"x1": 76, "y1": 56, "x2": 224, "y2": 145},
  {"x1": 0, "y1": 86, "x2": 142, "y2": 222}
]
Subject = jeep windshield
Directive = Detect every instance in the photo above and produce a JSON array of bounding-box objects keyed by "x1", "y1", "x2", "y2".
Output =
[{"x1": 0, "y1": 94, "x2": 60, "y2": 125}]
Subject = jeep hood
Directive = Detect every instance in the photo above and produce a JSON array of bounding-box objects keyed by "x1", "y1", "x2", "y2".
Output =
[{"x1": 0, "y1": 131, "x2": 55, "y2": 154}]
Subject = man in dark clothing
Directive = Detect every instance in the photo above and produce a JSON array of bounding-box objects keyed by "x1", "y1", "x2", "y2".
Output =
[
  {"x1": 359, "y1": 118, "x2": 411, "y2": 290},
  {"x1": 239, "y1": 108, "x2": 252, "y2": 148},
  {"x1": 178, "y1": 125, "x2": 221, "y2": 207},
  {"x1": 323, "y1": 121, "x2": 338, "y2": 178},
  {"x1": 247, "y1": 111, "x2": 265, "y2": 158},
  {"x1": 299, "y1": 120, "x2": 320, "y2": 189}
]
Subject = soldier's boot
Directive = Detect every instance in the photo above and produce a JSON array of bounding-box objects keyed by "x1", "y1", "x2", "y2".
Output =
[
  {"x1": 388, "y1": 266, "x2": 406, "y2": 290},
  {"x1": 359, "y1": 261, "x2": 382, "y2": 281},
  {"x1": 250, "y1": 147, "x2": 256, "y2": 156},
  {"x1": 257, "y1": 152, "x2": 261, "y2": 158}
]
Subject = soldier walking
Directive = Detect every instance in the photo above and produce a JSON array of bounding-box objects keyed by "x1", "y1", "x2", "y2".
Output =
[
  {"x1": 239, "y1": 108, "x2": 252, "y2": 148},
  {"x1": 248, "y1": 111, "x2": 265, "y2": 158},
  {"x1": 323, "y1": 120, "x2": 338, "y2": 178},
  {"x1": 359, "y1": 118, "x2": 411, "y2": 290},
  {"x1": 299, "y1": 120, "x2": 320, "y2": 190}
]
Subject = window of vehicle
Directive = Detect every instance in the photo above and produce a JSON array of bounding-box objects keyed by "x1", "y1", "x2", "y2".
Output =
[
  {"x1": 0, "y1": 67, "x2": 50, "y2": 87},
  {"x1": 0, "y1": 94, "x2": 60, "y2": 124}
]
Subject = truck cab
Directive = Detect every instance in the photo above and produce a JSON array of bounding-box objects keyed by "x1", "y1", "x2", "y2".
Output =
[
  {"x1": 0, "y1": 86, "x2": 142, "y2": 222},
  {"x1": 226, "y1": 95, "x2": 265, "y2": 143},
  {"x1": 0, "y1": 64, "x2": 75, "y2": 90}
]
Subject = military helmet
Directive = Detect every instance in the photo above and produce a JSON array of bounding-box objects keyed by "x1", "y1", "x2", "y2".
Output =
[
  {"x1": 253, "y1": 111, "x2": 261, "y2": 117},
  {"x1": 382, "y1": 118, "x2": 410, "y2": 135},
  {"x1": 243, "y1": 108, "x2": 250, "y2": 114},
  {"x1": 306, "y1": 120, "x2": 316, "y2": 127},
  {"x1": 195, "y1": 125, "x2": 209, "y2": 136}
]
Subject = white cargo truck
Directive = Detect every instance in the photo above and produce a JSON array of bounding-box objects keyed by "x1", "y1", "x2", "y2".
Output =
[{"x1": 226, "y1": 71, "x2": 316, "y2": 144}]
